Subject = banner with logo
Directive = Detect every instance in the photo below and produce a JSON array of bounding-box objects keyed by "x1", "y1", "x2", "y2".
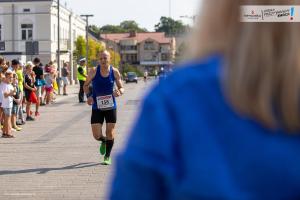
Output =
[{"x1": 241, "y1": 6, "x2": 298, "y2": 22}]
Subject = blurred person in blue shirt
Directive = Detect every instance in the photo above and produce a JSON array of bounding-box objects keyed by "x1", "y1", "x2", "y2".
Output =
[
  {"x1": 109, "y1": 0, "x2": 300, "y2": 199},
  {"x1": 158, "y1": 67, "x2": 167, "y2": 81}
]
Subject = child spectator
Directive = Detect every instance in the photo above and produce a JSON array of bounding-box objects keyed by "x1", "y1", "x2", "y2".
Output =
[
  {"x1": 44, "y1": 64, "x2": 53, "y2": 105},
  {"x1": 1, "y1": 71, "x2": 15, "y2": 138},
  {"x1": 0, "y1": 72, "x2": 5, "y2": 130},
  {"x1": 16, "y1": 62, "x2": 25, "y2": 125},
  {"x1": 49, "y1": 62, "x2": 57, "y2": 102},
  {"x1": 61, "y1": 62, "x2": 70, "y2": 95},
  {"x1": 11, "y1": 73, "x2": 22, "y2": 131}
]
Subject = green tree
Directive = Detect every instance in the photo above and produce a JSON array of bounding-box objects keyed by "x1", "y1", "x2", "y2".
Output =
[
  {"x1": 155, "y1": 17, "x2": 189, "y2": 36},
  {"x1": 120, "y1": 20, "x2": 147, "y2": 32},
  {"x1": 108, "y1": 49, "x2": 121, "y2": 69},
  {"x1": 74, "y1": 36, "x2": 86, "y2": 58},
  {"x1": 88, "y1": 38, "x2": 105, "y2": 66},
  {"x1": 123, "y1": 63, "x2": 143, "y2": 77},
  {"x1": 74, "y1": 36, "x2": 121, "y2": 67},
  {"x1": 89, "y1": 25, "x2": 101, "y2": 34},
  {"x1": 74, "y1": 36, "x2": 106, "y2": 67},
  {"x1": 100, "y1": 25, "x2": 125, "y2": 34},
  {"x1": 96, "y1": 20, "x2": 148, "y2": 34}
]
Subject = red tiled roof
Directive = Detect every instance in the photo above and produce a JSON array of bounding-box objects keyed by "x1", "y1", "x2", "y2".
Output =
[{"x1": 100, "y1": 32, "x2": 172, "y2": 44}]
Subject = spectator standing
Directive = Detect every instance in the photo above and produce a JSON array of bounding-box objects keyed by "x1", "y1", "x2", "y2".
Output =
[
  {"x1": 61, "y1": 62, "x2": 70, "y2": 95},
  {"x1": 77, "y1": 58, "x2": 87, "y2": 103},
  {"x1": 32, "y1": 58, "x2": 44, "y2": 117},
  {"x1": 24, "y1": 62, "x2": 36, "y2": 121},
  {"x1": 1, "y1": 71, "x2": 15, "y2": 138},
  {"x1": 11, "y1": 73, "x2": 22, "y2": 131}
]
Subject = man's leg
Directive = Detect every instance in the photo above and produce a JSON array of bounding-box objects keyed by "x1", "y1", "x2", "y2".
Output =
[
  {"x1": 105, "y1": 123, "x2": 116, "y2": 158},
  {"x1": 63, "y1": 77, "x2": 68, "y2": 95},
  {"x1": 26, "y1": 101, "x2": 31, "y2": 118},
  {"x1": 91, "y1": 123, "x2": 104, "y2": 141},
  {"x1": 78, "y1": 80, "x2": 82, "y2": 102},
  {"x1": 92, "y1": 124, "x2": 106, "y2": 156},
  {"x1": 79, "y1": 80, "x2": 84, "y2": 102},
  {"x1": 63, "y1": 84, "x2": 67, "y2": 95},
  {"x1": 40, "y1": 86, "x2": 45, "y2": 105},
  {"x1": 91, "y1": 109, "x2": 106, "y2": 156},
  {"x1": 103, "y1": 108, "x2": 117, "y2": 164},
  {"x1": 35, "y1": 86, "x2": 41, "y2": 114}
]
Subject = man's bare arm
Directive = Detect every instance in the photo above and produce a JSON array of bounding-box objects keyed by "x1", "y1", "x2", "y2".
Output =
[
  {"x1": 83, "y1": 68, "x2": 96, "y2": 95},
  {"x1": 113, "y1": 68, "x2": 124, "y2": 96}
]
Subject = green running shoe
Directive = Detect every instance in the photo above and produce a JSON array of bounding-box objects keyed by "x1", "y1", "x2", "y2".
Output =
[
  {"x1": 99, "y1": 142, "x2": 106, "y2": 155},
  {"x1": 102, "y1": 157, "x2": 112, "y2": 165}
]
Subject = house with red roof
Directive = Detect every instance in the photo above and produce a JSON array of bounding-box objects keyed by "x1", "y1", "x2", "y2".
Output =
[{"x1": 100, "y1": 31, "x2": 176, "y2": 72}]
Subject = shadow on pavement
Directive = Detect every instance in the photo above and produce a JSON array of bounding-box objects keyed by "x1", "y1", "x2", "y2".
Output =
[{"x1": 0, "y1": 162, "x2": 101, "y2": 175}]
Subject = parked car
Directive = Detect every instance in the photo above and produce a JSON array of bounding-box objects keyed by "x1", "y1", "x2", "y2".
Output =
[{"x1": 125, "y1": 72, "x2": 138, "y2": 83}]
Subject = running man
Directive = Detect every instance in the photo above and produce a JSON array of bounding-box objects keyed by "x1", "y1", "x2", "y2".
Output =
[{"x1": 84, "y1": 50, "x2": 124, "y2": 165}]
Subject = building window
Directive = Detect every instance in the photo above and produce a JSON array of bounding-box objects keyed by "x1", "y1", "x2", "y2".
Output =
[
  {"x1": 0, "y1": 24, "x2": 2, "y2": 41},
  {"x1": 21, "y1": 24, "x2": 33, "y2": 40},
  {"x1": 124, "y1": 54, "x2": 138, "y2": 64},
  {"x1": 144, "y1": 41, "x2": 155, "y2": 50},
  {"x1": 121, "y1": 45, "x2": 137, "y2": 51},
  {"x1": 126, "y1": 54, "x2": 130, "y2": 62},
  {"x1": 23, "y1": 8, "x2": 30, "y2": 12},
  {"x1": 161, "y1": 53, "x2": 169, "y2": 61}
]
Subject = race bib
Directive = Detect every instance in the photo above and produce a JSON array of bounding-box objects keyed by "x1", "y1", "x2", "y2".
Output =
[{"x1": 96, "y1": 95, "x2": 114, "y2": 110}]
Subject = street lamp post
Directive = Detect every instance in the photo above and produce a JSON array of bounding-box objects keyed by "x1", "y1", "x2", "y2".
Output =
[
  {"x1": 169, "y1": 0, "x2": 171, "y2": 18},
  {"x1": 80, "y1": 14, "x2": 94, "y2": 71}
]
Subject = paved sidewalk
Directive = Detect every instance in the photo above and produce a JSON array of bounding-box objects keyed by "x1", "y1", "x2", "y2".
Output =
[{"x1": 0, "y1": 81, "x2": 154, "y2": 200}]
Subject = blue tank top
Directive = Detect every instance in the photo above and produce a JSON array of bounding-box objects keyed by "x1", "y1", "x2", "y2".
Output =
[{"x1": 92, "y1": 65, "x2": 116, "y2": 110}]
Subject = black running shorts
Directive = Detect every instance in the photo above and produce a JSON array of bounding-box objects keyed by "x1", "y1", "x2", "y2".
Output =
[{"x1": 91, "y1": 109, "x2": 117, "y2": 124}]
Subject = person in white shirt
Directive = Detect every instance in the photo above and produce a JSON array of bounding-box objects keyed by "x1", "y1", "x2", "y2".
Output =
[
  {"x1": 143, "y1": 71, "x2": 148, "y2": 82},
  {"x1": 0, "y1": 72, "x2": 4, "y2": 126},
  {"x1": 1, "y1": 71, "x2": 15, "y2": 138}
]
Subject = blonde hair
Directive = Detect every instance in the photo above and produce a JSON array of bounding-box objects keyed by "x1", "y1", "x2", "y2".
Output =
[
  {"x1": 190, "y1": 0, "x2": 300, "y2": 131},
  {"x1": 0, "y1": 57, "x2": 4, "y2": 65},
  {"x1": 99, "y1": 50, "x2": 111, "y2": 57},
  {"x1": 25, "y1": 63, "x2": 33, "y2": 70},
  {"x1": 5, "y1": 71, "x2": 13, "y2": 77}
]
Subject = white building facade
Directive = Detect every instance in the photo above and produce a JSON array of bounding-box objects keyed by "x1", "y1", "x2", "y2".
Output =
[{"x1": 0, "y1": 0, "x2": 86, "y2": 81}]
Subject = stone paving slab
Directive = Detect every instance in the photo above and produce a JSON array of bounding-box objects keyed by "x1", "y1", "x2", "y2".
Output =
[{"x1": 0, "y1": 81, "x2": 155, "y2": 199}]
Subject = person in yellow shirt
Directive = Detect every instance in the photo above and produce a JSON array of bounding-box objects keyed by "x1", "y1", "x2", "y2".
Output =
[
  {"x1": 77, "y1": 58, "x2": 87, "y2": 103},
  {"x1": 11, "y1": 60, "x2": 25, "y2": 125}
]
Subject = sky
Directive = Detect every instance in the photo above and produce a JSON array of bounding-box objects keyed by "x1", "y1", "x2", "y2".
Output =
[{"x1": 63, "y1": 0, "x2": 201, "y2": 31}]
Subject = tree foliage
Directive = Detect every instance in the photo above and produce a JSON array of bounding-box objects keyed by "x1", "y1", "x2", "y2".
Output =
[
  {"x1": 100, "y1": 25, "x2": 125, "y2": 34},
  {"x1": 155, "y1": 17, "x2": 189, "y2": 36},
  {"x1": 119, "y1": 20, "x2": 147, "y2": 32},
  {"x1": 108, "y1": 49, "x2": 121, "y2": 68},
  {"x1": 90, "y1": 20, "x2": 148, "y2": 34},
  {"x1": 74, "y1": 36, "x2": 86, "y2": 58},
  {"x1": 89, "y1": 25, "x2": 101, "y2": 35},
  {"x1": 74, "y1": 36, "x2": 120, "y2": 68},
  {"x1": 122, "y1": 63, "x2": 143, "y2": 77}
]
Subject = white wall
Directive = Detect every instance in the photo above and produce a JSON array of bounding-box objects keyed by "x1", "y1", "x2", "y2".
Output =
[{"x1": 0, "y1": 0, "x2": 86, "y2": 67}]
